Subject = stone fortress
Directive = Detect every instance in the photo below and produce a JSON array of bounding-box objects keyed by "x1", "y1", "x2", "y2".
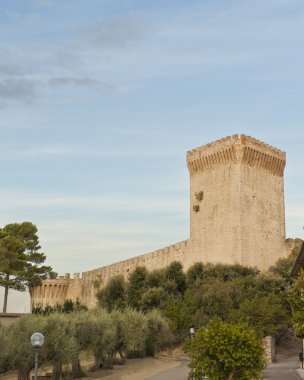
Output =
[{"x1": 30, "y1": 134, "x2": 299, "y2": 309}]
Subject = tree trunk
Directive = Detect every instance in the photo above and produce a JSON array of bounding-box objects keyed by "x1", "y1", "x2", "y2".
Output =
[
  {"x1": 18, "y1": 368, "x2": 31, "y2": 380},
  {"x1": 92, "y1": 354, "x2": 103, "y2": 370},
  {"x1": 118, "y1": 348, "x2": 126, "y2": 364},
  {"x1": 3, "y1": 284, "x2": 8, "y2": 313},
  {"x1": 52, "y1": 361, "x2": 62, "y2": 380},
  {"x1": 71, "y1": 357, "x2": 85, "y2": 378},
  {"x1": 227, "y1": 367, "x2": 237, "y2": 380}
]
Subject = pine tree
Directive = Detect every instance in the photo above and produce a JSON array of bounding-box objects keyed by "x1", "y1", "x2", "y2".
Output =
[{"x1": 0, "y1": 222, "x2": 56, "y2": 312}]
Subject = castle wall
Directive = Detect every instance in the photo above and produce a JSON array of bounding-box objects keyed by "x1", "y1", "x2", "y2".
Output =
[
  {"x1": 66, "y1": 272, "x2": 83, "y2": 301},
  {"x1": 30, "y1": 134, "x2": 290, "y2": 309},
  {"x1": 31, "y1": 240, "x2": 189, "y2": 308},
  {"x1": 81, "y1": 240, "x2": 189, "y2": 308}
]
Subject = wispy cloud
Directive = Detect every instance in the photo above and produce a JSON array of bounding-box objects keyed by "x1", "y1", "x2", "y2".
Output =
[
  {"x1": 0, "y1": 13, "x2": 144, "y2": 105},
  {"x1": 0, "y1": 63, "x2": 33, "y2": 77},
  {"x1": 0, "y1": 78, "x2": 37, "y2": 103},
  {"x1": 3, "y1": 1, "x2": 302, "y2": 107},
  {"x1": 48, "y1": 76, "x2": 107, "y2": 87},
  {"x1": 34, "y1": 0, "x2": 55, "y2": 5},
  {"x1": 0, "y1": 143, "x2": 180, "y2": 158},
  {"x1": 78, "y1": 14, "x2": 144, "y2": 51},
  {"x1": 0, "y1": 74, "x2": 136, "y2": 104},
  {"x1": 0, "y1": 191, "x2": 187, "y2": 214}
]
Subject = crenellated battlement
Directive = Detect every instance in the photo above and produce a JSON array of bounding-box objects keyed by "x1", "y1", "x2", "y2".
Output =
[
  {"x1": 78, "y1": 239, "x2": 189, "y2": 308},
  {"x1": 240, "y1": 134, "x2": 285, "y2": 157},
  {"x1": 30, "y1": 241, "x2": 189, "y2": 309},
  {"x1": 30, "y1": 273, "x2": 82, "y2": 308},
  {"x1": 83, "y1": 240, "x2": 189, "y2": 284},
  {"x1": 187, "y1": 134, "x2": 286, "y2": 176}
]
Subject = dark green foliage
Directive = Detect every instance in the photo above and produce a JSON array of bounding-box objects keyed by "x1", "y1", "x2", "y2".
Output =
[
  {"x1": 94, "y1": 259, "x2": 292, "y2": 339},
  {"x1": 269, "y1": 255, "x2": 297, "y2": 281},
  {"x1": 181, "y1": 265, "x2": 291, "y2": 337},
  {"x1": 127, "y1": 266, "x2": 148, "y2": 309},
  {"x1": 162, "y1": 294, "x2": 184, "y2": 333},
  {"x1": 0, "y1": 324, "x2": 10, "y2": 374},
  {"x1": 141, "y1": 287, "x2": 166, "y2": 311},
  {"x1": 165, "y1": 261, "x2": 186, "y2": 294},
  {"x1": 184, "y1": 319, "x2": 265, "y2": 380},
  {"x1": 61, "y1": 299, "x2": 88, "y2": 313},
  {"x1": 96, "y1": 274, "x2": 126, "y2": 311},
  {"x1": 249, "y1": 272, "x2": 287, "y2": 296},
  {"x1": 186, "y1": 262, "x2": 204, "y2": 286},
  {"x1": 288, "y1": 270, "x2": 304, "y2": 338},
  {"x1": 199, "y1": 278, "x2": 234, "y2": 319},
  {"x1": 229, "y1": 294, "x2": 290, "y2": 337},
  {"x1": 145, "y1": 268, "x2": 166, "y2": 288},
  {"x1": 32, "y1": 299, "x2": 88, "y2": 315},
  {"x1": 202, "y1": 263, "x2": 259, "y2": 282}
]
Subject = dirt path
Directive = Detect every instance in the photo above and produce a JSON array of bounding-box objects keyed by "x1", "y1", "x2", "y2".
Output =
[
  {"x1": 0, "y1": 357, "x2": 183, "y2": 380},
  {"x1": 88, "y1": 357, "x2": 183, "y2": 380}
]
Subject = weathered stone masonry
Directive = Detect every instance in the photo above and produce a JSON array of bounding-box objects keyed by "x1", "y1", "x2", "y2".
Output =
[
  {"x1": 31, "y1": 240, "x2": 189, "y2": 308},
  {"x1": 188, "y1": 134, "x2": 286, "y2": 269},
  {"x1": 31, "y1": 134, "x2": 292, "y2": 309}
]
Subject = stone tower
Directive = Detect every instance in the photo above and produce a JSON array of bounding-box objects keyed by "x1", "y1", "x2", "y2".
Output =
[{"x1": 187, "y1": 134, "x2": 286, "y2": 269}]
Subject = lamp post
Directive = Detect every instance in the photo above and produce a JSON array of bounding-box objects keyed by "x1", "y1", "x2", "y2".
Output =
[
  {"x1": 30, "y1": 332, "x2": 44, "y2": 380},
  {"x1": 190, "y1": 326, "x2": 195, "y2": 342},
  {"x1": 189, "y1": 327, "x2": 195, "y2": 380}
]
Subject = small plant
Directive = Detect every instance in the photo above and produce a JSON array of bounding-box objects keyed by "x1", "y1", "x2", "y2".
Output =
[
  {"x1": 93, "y1": 279, "x2": 101, "y2": 289},
  {"x1": 195, "y1": 191, "x2": 204, "y2": 202},
  {"x1": 193, "y1": 205, "x2": 200, "y2": 213}
]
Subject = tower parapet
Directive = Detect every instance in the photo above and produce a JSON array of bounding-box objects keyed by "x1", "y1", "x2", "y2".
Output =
[
  {"x1": 30, "y1": 273, "x2": 82, "y2": 308},
  {"x1": 187, "y1": 134, "x2": 286, "y2": 177}
]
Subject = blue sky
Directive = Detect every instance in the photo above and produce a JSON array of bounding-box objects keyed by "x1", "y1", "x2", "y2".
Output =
[{"x1": 1, "y1": 0, "x2": 303, "y2": 311}]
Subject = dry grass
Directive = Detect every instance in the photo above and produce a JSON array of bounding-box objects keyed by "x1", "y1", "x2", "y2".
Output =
[{"x1": 0, "y1": 370, "x2": 17, "y2": 380}]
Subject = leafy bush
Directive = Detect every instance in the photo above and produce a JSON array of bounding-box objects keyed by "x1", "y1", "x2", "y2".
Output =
[{"x1": 184, "y1": 319, "x2": 265, "y2": 380}]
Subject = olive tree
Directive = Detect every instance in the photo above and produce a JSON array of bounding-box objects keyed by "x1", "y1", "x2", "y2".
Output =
[
  {"x1": 68, "y1": 311, "x2": 96, "y2": 377},
  {"x1": 42, "y1": 313, "x2": 78, "y2": 380},
  {"x1": 109, "y1": 308, "x2": 148, "y2": 360},
  {"x1": 4, "y1": 315, "x2": 46, "y2": 380},
  {"x1": 145, "y1": 309, "x2": 172, "y2": 356},
  {"x1": 0, "y1": 323, "x2": 10, "y2": 374},
  {"x1": 88, "y1": 308, "x2": 116, "y2": 369}
]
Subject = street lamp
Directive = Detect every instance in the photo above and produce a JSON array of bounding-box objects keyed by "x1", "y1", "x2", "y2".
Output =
[
  {"x1": 30, "y1": 332, "x2": 44, "y2": 380},
  {"x1": 189, "y1": 327, "x2": 195, "y2": 380},
  {"x1": 190, "y1": 326, "x2": 195, "y2": 342}
]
